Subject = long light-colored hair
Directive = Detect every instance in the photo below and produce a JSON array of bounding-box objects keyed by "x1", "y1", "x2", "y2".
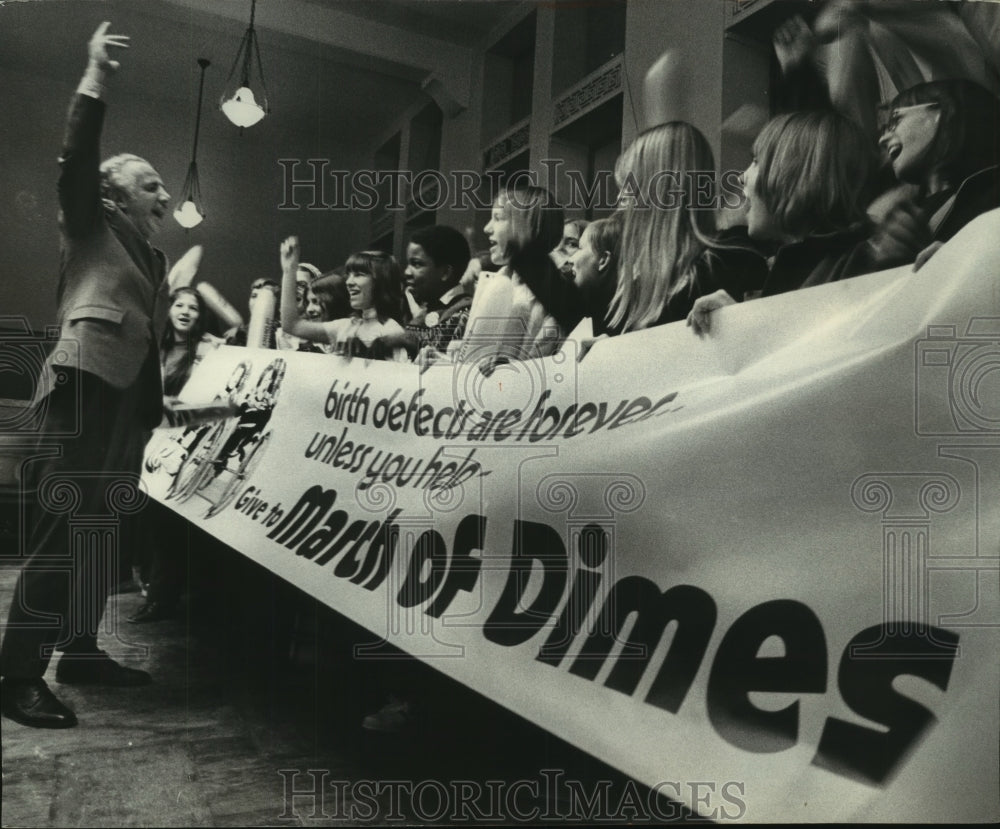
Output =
[
  {"x1": 494, "y1": 185, "x2": 572, "y2": 329},
  {"x1": 494, "y1": 185, "x2": 564, "y2": 267},
  {"x1": 609, "y1": 122, "x2": 721, "y2": 333}
]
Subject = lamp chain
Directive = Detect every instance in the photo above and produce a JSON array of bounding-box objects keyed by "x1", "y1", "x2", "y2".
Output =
[
  {"x1": 192, "y1": 58, "x2": 209, "y2": 162},
  {"x1": 241, "y1": 0, "x2": 257, "y2": 88}
]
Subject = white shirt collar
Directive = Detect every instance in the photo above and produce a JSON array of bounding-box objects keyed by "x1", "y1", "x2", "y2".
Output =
[{"x1": 437, "y1": 284, "x2": 465, "y2": 307}]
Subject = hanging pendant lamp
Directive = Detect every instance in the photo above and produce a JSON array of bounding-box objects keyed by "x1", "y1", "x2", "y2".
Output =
[
  {"x1": 220, "y1": 0, "x2": 269, "y2": 130},
  {"x1": 174, "y1": 57, "x2": 210, "y2": 230}
]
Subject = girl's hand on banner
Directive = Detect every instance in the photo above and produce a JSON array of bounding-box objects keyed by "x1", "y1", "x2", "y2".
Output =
[
  {"x1": 417, "y1": 346, "x2": 449, "y2": 374},
  {"x1": 577, "y1": 334, "x2": 608, "y2": 362},
  {"x1": 913, "y1": 241, "x2": 944, "y2": 272},
  {"x1": 687, "y1": 290, "x2": 736, "y2": 337}
]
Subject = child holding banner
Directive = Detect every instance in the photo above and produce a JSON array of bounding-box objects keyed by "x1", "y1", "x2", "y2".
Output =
[
  {"x1": 565, "y1": 214, "x2": 625, "y2": 364},
  {"x1": 392, "y1": 224, "x2": 473, "y2": 363},
  {"x1": 160, "y1": 287, "x2": 223, "y2": 397},
  {"x1": 609, "y1": 121, "x2": 767, "y2": 333}
]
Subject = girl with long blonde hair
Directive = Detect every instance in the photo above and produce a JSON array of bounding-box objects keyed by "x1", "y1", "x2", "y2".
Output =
[{"x1": 610, "y1": 121, "x2": 766, "y2": 333}]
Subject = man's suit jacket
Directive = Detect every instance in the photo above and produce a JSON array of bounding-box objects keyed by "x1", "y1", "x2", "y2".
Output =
[{"x1": 46, "y1": 93, "x2": 168, "y2": 426}]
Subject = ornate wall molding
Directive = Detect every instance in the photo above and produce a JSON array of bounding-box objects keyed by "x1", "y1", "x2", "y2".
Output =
[
  {"x1": 482, "y1": 118, "x2": 531, "y2": 170},
  {"x1": 552, "y1": 56, "x2": 622, "y2": 131}
]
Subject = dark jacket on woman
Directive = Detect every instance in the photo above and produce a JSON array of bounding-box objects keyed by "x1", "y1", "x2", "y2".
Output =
[
  {"x1": 523, "y1": 226, "x2": 769, "y2": 336},
  {"x1": 929, "y1": 164, "x2": 1000, "y2": 243},
  {"x1": 650, "y1": 225, "x2": 769, "y2": 325},
  {"x1": 761, "y1": 222, "x2": 876, "y2": 297}
]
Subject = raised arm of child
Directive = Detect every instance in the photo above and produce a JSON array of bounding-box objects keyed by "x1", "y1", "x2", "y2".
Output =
[{"x1": 279, "y1": 236, "x2": 331, "y2": 344}]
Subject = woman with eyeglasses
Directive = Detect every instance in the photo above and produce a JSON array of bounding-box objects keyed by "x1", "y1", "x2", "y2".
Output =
[
  {"x1": 280, "y1": 238, "x2": 408, "y2": 361},
  {"x1": 871, "y1": 79, "x2": 1000, "y2": 269}
]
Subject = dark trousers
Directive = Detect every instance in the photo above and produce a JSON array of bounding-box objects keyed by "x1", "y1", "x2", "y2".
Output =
[
  {"x1": 0, "y1": 369, "x2": 146, "y2": 679},
  {"x1": 138, "y1": 500, "x2": 188, "y2": 607}
]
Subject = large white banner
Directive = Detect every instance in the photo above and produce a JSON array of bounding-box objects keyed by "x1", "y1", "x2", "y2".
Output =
[{"x1": 143, "y1": 211, "x2": 1000, "y2": 823}]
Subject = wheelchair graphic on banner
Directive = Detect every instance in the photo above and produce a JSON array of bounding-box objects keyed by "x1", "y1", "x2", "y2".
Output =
[{"x1": 151, "y1": 357, "x2": 286, "y2": 518}]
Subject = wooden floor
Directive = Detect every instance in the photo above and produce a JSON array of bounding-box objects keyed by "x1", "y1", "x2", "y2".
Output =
[{"x1": 0, "y1": 535, "x2": 677, "y2": 827}]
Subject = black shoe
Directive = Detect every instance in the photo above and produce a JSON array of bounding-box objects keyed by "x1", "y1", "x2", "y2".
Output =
[
  {"x1": 128, "y1": 601, "x2": 176, "y2": 624},
  {"x1": 55, "y1": 650, "x2": 152, "y2": 687},
  {"x1": 1, "y1": 678, "x2": 78, "y2": 728}
]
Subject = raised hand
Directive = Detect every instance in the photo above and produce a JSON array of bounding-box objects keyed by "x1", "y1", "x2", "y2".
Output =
[
  {"x1": 167, "y1": 245, "x2": 203, "y2": 290},
  {"x1": 87, "y1": 22, "x2": 130, "y2": 74},
  {"x1": 280, "y1": 236, "x2": 299, "y2": 274},
  {"x1": 773, "y1": 14, "x2": 816, "y2": 72}
]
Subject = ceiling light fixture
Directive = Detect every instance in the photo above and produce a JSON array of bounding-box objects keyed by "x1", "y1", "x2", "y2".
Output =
[
  {"x1": 174, "y1": 57, "x2": 210, "y2": 230},
  {"x1": 220, "y1": 0, "x2": 269, "y2": 131}
]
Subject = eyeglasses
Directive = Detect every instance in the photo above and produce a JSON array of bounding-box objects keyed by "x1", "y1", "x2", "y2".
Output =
[{"x1": 878, "y1": 102, "x2": 940, "y2": 138}]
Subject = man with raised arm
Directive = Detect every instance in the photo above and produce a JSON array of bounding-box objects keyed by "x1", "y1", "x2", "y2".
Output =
[{"x1": 1, "y1": 22, "x2": 171, "y2": 728}]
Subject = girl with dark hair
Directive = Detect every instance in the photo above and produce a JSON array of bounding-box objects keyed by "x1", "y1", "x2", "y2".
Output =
[
  {"x1": 873, "y1": 78, "x2": 1000, "y2": 266},
  {"x1": 280, "y1": 238, "x2": 408, "y2": 361},
  {"x1": 131, "y1": 286, "x2": 221, "y2": 624},
  {"x1": 160, "y1": 287, "x2": 222, "y2": 397}
]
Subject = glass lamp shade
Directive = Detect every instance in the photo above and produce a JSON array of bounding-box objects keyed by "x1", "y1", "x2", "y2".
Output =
[
  {"x1": 221, "y1": 86, "x2": 266, "y2": 128},
  {"x1": 173, "y1": 199, "x2": 205, "y2": 229}
]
